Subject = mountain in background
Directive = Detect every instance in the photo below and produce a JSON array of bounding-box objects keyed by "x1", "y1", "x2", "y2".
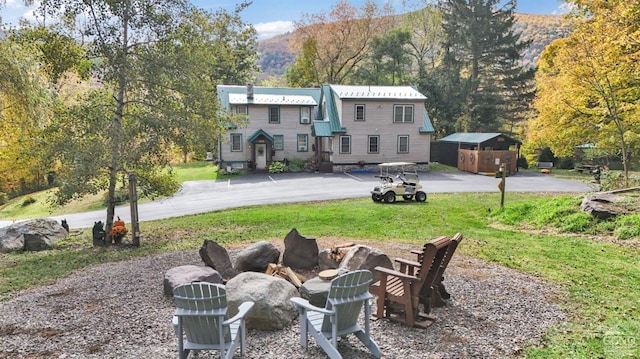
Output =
[{"x1": 256, "y1": 13, "x2": 572, "y2": 81}]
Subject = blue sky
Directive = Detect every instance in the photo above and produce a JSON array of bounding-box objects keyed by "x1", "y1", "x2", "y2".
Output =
[{"x1": 2, "y1": 0, "x2": 569, "y2": 40}]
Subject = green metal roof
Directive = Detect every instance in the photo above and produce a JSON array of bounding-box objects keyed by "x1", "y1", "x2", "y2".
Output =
[
  {"x1": 321, "y1": 84, "x2": 347, "y2": 133},
  {"x1": 247, "y1": 129, "x2": 274, "y2": 143},
  {"x1": 312, "y1": 120, "x2": 333, "y2": 137},
  {"x1": 439, "y1": 132, "x2": 521, "y2": 145},
  {"x1": 419, "y1": 111, "x2": 435, "y2": 133}
]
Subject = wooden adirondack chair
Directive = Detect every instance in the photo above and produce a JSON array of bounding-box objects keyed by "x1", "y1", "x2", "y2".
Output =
[
  {"x1": 290, "y1": 270, "x2": 382, "y2": 359},
  {"x1": 371, "y1": 235, "x2": 452, "y2": 328},
  {"x1": 172, "y1": 282, "x2": 255, "y2": 359},
  {"x1": 415, "y1": 233, "x2": 463, "y2": 309}
]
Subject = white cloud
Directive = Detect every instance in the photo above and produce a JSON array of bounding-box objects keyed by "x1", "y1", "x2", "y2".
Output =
[
  {"x1": 254, "y1": 20, "x2": 294, "y2": 40},
  {"x1": 553, "y1": 3, "x2": 574, "y2": 16}
]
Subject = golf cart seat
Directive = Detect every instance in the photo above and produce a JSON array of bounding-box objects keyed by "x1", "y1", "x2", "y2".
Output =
[{"x1": 399, "y1": 173, "x2": 419, "y2": 186}]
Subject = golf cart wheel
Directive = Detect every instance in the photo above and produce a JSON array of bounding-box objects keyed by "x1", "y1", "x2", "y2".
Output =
[
  {"x1": 372, "y1": 193, "x2": 382, "y2": 202},
  {"x1": 403, "y1": 194, "x2": 413, "y2": 201},
  {"x1": 415, "y1": 191, "x2": 427, "y2": 202},
  {"x1": 384, "y1": 192, "x2": 396, "y2": 203}
]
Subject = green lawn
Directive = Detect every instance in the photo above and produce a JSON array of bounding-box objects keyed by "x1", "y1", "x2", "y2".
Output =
[{"x1": 0, "y1": 162, "x2": 638, "y2": 357}]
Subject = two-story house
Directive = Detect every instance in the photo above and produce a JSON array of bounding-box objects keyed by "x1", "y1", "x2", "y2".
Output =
[{"x1": 216, "y1": 84, "x2": 434, "y2": 172}]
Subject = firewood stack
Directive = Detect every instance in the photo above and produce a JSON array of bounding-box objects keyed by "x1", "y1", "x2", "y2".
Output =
[
  {"x1": 265, "y1": 263, "x2": 305, "y2": 288},
  {"x1": 329, "y1": 242, "x2": 355, "y2": 263}
]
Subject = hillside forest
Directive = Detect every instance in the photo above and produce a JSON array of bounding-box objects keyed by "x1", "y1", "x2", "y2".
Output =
[{"x1": 1, "y1": 0, "x2": 639, "y2": 230}]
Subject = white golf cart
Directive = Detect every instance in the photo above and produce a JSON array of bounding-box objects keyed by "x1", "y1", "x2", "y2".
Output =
[{"x1": 370, "y1": 162, "x2": 427, "y2": 203}]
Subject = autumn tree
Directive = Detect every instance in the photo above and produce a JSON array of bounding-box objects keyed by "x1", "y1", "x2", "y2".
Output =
[
  {"x1": 289, "y1": 0, "x2": 394, "y2": 85},
  {"x1": 0, "y1": 39, "x2": 52, "y2": 195},
  {"x1": 34, "y1": 0, "x2": 256, "y2": 242},
  {"x1": 436, "y1": 0, "x2": 535, "y2": 133},
  {"x1": 527, "y1": 1, "x2": 640, "y2": 182}
]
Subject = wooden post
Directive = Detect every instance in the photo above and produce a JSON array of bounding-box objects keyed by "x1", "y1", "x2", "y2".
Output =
[
  {"x1": 128, "y1": 171, "x2": 140, "y2": 246},
  {"x1": 499, "y1": 164, "x2": 506, "y2": 208}
]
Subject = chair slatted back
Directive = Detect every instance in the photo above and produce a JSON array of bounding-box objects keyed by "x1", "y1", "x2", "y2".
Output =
[
  {"x1": 432, "y1": 233, "x2": 463, "y2": 284},
  {"x1": 414, "y1": 236, "x2": 451, "y2": 295},
  {"x1": 322, "y1": 270, "x2": 373, "y2": 333},
  {"x1": 173, "y1": 282, "x2": 231, "y2": 345}
]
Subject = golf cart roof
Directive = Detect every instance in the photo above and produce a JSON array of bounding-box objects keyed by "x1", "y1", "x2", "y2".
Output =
[{"x1": 378, "y1": 162, "x2": 416, "y2": 167}]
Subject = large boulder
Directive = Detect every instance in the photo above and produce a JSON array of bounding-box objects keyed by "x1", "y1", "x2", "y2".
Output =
[
  {"x1": 580, "y1": 193, "x2": 627, "y2": 220},
  {"x1": 282, "y1": 228, "x2": 318, "y2": 270},
  {"x1": 234, "y1": 241, "x2": 280, "y2": 272},
  {"x1": 163, "y1": 265, "x2": 222, "y2": 296},
  {"x1": 0, "y1": 218, "x2": 68, "y2": 253},
  {"x1": 225, "y1": 272, "x2": 298, "y2": 330},
  {"x1": 199, "y1": 239, "x2": 238, "y2": 282},
  {"x1": 338, "y1": 245, "x2": 393, "y2": 282}
]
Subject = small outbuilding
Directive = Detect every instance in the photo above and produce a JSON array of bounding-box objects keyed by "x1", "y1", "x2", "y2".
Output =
[{"x1": 438, "y1": 133, "x2": 522, "y2": 174}]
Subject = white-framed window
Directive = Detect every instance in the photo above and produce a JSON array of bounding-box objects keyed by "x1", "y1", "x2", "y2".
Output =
[
  {"x1": 273, "y1": 135, "x2": 284, "y2": 150},
  {"x1": 393, "y1": 105, "x2": 414, "y2": 123},
  {"x1": 236, "y1": 105, "x2": 248, "y2": 115},
  {"x1": 368, "y1": 135, "x2": 379, "y2": 153},
  {"x1": 397, "y1": 135, "x2": 409, "y2": 153},
  {"x1": 230, "y1": 133, "x2": 242, "y2": 152},
  {"x1": 297, "y1": 134, "x2": 309, "y2": 152},
  {"x1": 355, "y1": 104, "x2": 365, "y2": 121},
  {"x1": 269, "y1": 106, "x2": 280, "y2": 124},
  {"x1": 339, "y1": 135, "x2": 351, "y2": 154},
  {"x1": 300, "y1": 107, "x2": 311, "y2": 124}
]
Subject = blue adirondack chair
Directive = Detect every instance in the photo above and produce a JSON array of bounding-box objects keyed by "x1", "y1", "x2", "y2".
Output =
[
  {"x1": 172, "y1": 282, "x2": 254, "y2": 359},
  {"x1": 290, "y1": 269, "x2": 382, "y2": 359}
]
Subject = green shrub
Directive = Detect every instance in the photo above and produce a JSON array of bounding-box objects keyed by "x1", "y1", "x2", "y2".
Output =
[
  {"x1": 287, "y1": 158, "x2": 309, "y2": 172},
  {"x1": 0, "y1": 192, "x2": 7, "y2": 205},
  {"x1": 268, "y1": 161, "x2": 288, "y2": 173},
  {"x1": 21, "y1": 197, "x2": 36, "y2": 207}
]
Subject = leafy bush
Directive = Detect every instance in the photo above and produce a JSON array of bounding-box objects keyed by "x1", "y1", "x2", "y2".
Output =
[
  {"x1": 21, "y1": 197, "x2": 36, "y2": 207},
  {"x1": 268, "y1": 161, "x2": 288, "y2": 173},
  {"x1": 0, "y1": 192, "x2": 7, "y2": 205},
  {"x1": 287, "y1": 158, "x2": 310, "y2": 172}
]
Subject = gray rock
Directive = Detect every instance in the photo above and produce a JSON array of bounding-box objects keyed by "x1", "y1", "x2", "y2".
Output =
[
  {"x1": 580, "y1": 193, "x2": 626, "y2": 219},
  {"x1": 317, "y1": 248, "x2": 340, "y2": 271},
  {"x1": 282, "y1": 228, "x2": 318, "y2": 270},
  {"x1": 299, "y1": 276, "x2": 332, "y2": 308},
  {"x1": 199, "y1": 239, "x2": 238, "y2": 281},
  {"x1": 0, "y1": 218, "x2": 68, "y2": 253},
  {"x1": 234, "y1": 241, "x2": 280, "y2": 272},
  {"x1": 338, "y1": 245, "x2": 393, "y2": 282},
  {"x1": 163, "y1": 265, "x2": 222, "y2": 296},
  {"x1": 225, "y1": 272, "x2": 298, "y2": 330}
]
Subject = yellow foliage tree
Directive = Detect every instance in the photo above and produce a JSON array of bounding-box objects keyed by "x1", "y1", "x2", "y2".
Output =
[{"x1": 527, "y1": 1, "x2": 640, "y2": 181}]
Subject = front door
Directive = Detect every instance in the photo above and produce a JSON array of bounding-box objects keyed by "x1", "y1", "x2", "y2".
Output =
[{"x1": 255, "y1": 143, "x2": 267, "y2": 169}]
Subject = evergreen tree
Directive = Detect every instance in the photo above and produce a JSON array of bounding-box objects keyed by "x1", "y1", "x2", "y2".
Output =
[{"x1": 437, "y1": 0, "x2": 534, "y2": 133}]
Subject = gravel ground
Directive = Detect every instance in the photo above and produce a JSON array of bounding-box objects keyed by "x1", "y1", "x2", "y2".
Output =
[{"x1": 0, "y1": 240, "x2": 567, "y2": 359}]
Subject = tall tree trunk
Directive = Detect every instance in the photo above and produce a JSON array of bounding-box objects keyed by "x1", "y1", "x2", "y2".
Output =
[{"x1": 105, "y1": 4, "x2": 129, "y2": 243}]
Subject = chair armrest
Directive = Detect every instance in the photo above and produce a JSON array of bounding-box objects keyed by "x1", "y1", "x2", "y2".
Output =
[
  {"x1": 394, "y1": 258, "x2": 420, "y2": 268},
  {"x1": 290, "y1": 297, "x2": 334, "y2": 315},
  {"x1": 374, "y1": 266, "x2": 418, "y2": 281},
  {"x1": 223, "y1": 301, "x2": 255, "y2": 325}
]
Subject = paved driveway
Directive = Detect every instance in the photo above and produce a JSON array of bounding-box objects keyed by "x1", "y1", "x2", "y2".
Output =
[{"x1": 0, "y1": 171, "x2": 597, "y2": 229}]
